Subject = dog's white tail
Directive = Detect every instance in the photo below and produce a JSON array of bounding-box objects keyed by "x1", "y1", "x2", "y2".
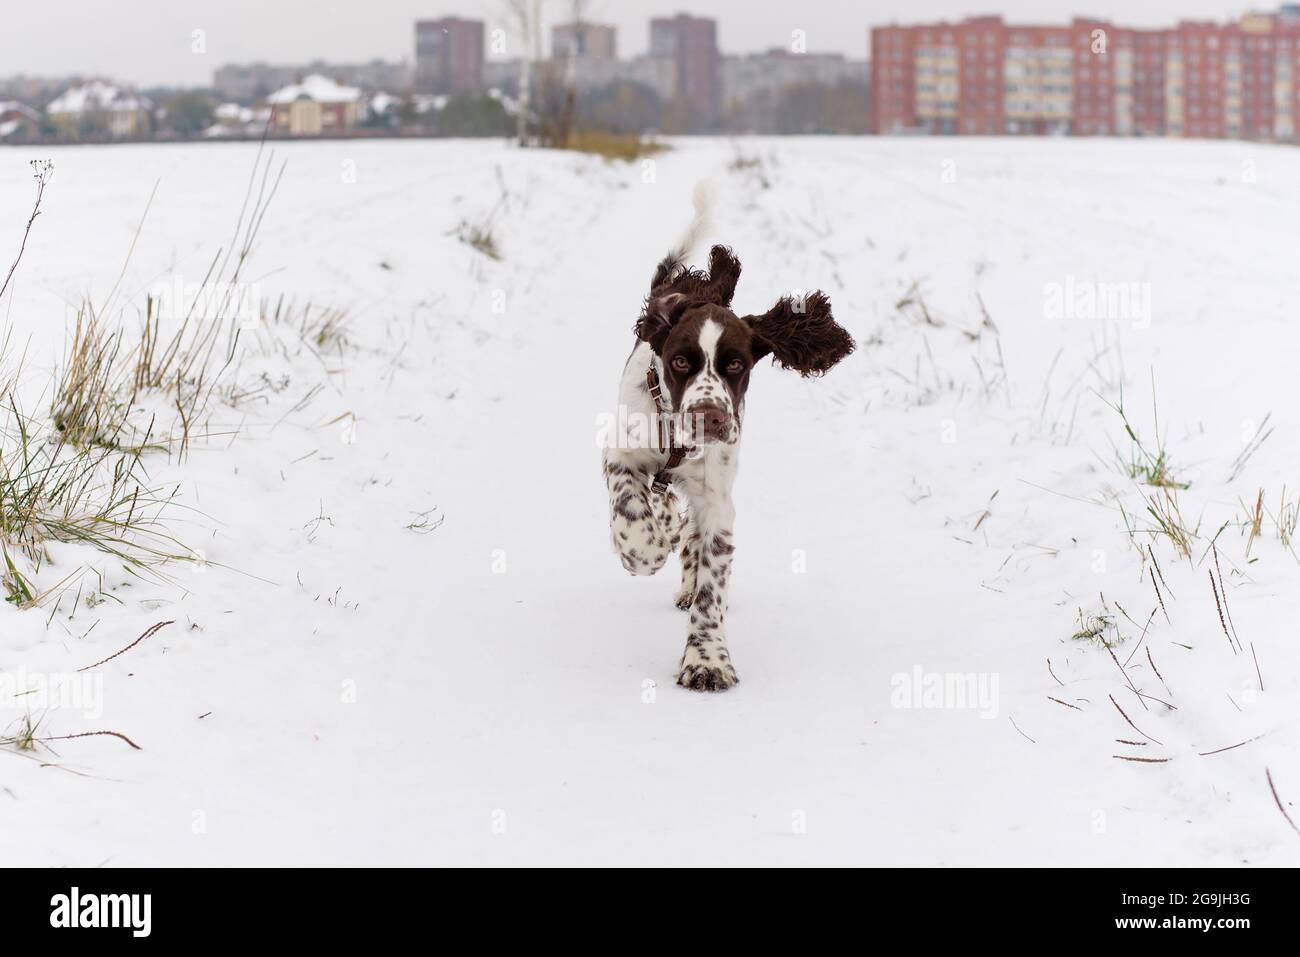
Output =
[
  {"x1": 674, "y1": 179, "x2": 714, "y2": 264},
  {"x1": 651, "y1": 179, "x2": 714, "y2": 290}
]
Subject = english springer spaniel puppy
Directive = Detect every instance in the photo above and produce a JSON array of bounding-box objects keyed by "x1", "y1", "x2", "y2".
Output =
[{"x1": 602, "y1": 227, "x2": 854, "y2": 692}]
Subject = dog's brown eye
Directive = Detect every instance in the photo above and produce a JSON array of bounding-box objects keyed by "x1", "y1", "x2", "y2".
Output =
[
  {"x1": 671, "y1": 356, "x2": 690, "y2": 372},
  {"x1": 725, "y1": 359, "x2": 744, "y2": 374}
]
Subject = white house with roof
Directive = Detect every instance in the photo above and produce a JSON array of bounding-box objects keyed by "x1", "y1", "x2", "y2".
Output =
[
  {"x1": 267, "y1": 74, "x2": 361, "y2": 135},
  {"x1": 46, "y1": 81, "x2": 151, "y2": 138},
  {"x1": 0, "y1": 101, "x2": 41, "y2": 141}
]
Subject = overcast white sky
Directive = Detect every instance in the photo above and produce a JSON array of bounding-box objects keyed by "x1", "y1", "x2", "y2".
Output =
[{"x1": 0, "y1": 1, "x2": 1268, "y2": 87}]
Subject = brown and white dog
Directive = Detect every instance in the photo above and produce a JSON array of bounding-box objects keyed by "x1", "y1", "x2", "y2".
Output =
[{"x1": 602, "y1": 205, "x2": 854, "y2": 692}]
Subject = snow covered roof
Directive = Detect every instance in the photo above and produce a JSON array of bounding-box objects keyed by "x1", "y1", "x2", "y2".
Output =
[
  {"x1": 205, "y1": 104, "x2": 270, "y2": 137},
  {"x1": 368, "y1": 92, "x2": 398, "y2": 114},
  {"x1": 267, "y1": 74, "x2": 361, "y2": 105},
  {"x1": 0, "y1": 101, "x2": 39, "y2": 121},
  {"x1": 409, "y1": 93, "x2": 447, "y2": 114},
  {"x1": 215, "y1": 102, "x2": 254, "y2": 123},
  {"x1": 47, "y1": 81, "x2": 148, "y2": 115}
]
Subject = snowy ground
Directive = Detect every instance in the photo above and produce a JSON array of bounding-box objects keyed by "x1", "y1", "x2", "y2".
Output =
[{"x1": 2, "y1": 135, "x2": 1299, "y2": 866}]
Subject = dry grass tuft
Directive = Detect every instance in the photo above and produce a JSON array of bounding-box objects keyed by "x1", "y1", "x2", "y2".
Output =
[
  {"x1": 1070, "y1": 608, "x2": 1122, "y2": 648},
  {"x1": 1, "y1": 144, "x2": 288, "y2": 606},
  {"x1": 1103, "y1": 378, "x2": 1188, "y2": 491},
  {"x1": 560, "y1": 131, "x2": 667, "y2": 162},
  {"x1": 453, "y1": 219, "x2": 501, "y2": 260}
]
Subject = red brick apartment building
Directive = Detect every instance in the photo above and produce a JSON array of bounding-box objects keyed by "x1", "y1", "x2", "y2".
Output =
[{"x1": 871, "y1": 8, "x2": 1300, "y2": 138}]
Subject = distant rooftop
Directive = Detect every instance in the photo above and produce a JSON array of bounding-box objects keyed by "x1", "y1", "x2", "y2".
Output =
[
  {"x1": 47, "y1": 81, "x2": 147, "y2": 114},
  {"x1": 267, "y1": 74, "x2": 361, "y2": 105}
]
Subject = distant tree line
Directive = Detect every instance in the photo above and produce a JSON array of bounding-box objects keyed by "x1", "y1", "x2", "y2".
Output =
[
  {"x1": 6, "y1": 79, "x2": 867, "y2": 144},
  {"x1": 488, "y1": 78, "x2": 869, "y2": 137},
  {"x1": 362, "y1": 79, "x2": 867, "y2": 139}
]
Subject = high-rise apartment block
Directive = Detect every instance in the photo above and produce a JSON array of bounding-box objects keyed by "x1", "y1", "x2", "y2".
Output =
[
  {"x1": 650, "y1": 14, "x2": 720, "y2": 121},
  {"x1": 872, "y1": 10, "x2": 1300, "y2": 139},
  {"x1": 415, "y1": 17, "x2": 484, "y2": 94}
]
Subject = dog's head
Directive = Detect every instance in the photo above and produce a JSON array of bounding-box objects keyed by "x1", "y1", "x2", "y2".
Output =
[{"x1": 634, "y1": 245, "x2": 854, "y2": 446}]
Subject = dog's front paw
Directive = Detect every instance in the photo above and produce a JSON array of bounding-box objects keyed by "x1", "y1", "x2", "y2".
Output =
[
  {"x1": 673, "y1": 587, "x2": 694, "y2": 610},
  {"x1": 608, "y1": 484, "x2": 680, "y2": 577},
  {"x1": 676, "y1": 641, "x2": 738, "y2": 691},
  {"x1": 609, "y1": 509, "x2": 672, "y2": 576},
  {"x1": 676, "y1": 661, "x2": 738, "y2": 692},
  {"x1": 613, "y1": 539, "x2": 667, "y2": 576}
]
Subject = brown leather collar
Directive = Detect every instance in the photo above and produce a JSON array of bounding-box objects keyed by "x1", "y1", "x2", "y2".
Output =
[{"x1": 646, "y1": 360, "x2": 691, "y2": 494}]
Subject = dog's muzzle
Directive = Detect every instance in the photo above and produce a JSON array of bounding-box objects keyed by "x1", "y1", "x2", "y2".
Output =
[{"x1": 684, "y1": 401, "x2": 734, "y2": 444}]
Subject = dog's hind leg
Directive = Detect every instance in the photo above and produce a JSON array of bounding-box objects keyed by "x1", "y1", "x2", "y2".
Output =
[{"x1": 604, "y1": 453, "x2": 682, "y2": 576}]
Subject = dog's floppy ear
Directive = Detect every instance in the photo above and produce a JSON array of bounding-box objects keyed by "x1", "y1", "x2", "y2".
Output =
[
  {"x1": 637, "y1": 245, "x2": 743, "y2": 353},
  {"x1": 700, "y1": 244, "x2": 741, "y2": 307},
  {"x1": 635, "y1": 292, "x2": 690, "y2": 353},
  {"x1": 745, "y1": 291, "x2": 855, "y2": 376},
  {"x1": 648, "y1": 245, "x2": 742, "y2": 306}
]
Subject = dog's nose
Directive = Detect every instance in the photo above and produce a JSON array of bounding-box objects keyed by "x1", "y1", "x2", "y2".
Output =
[{"x1": 689, "y1": 403, "x2": 730, "y2": 441}]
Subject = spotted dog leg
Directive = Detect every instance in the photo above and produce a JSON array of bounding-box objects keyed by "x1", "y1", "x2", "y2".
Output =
[
  {"x1": 674, "y1": 517, "x2": 700, "y2": 610},
  {"x1": 603, "y1": 454, "x2": 683, "y2": 577},
  {"x1": 676, "y1": 504, "x2": 738, "y2": 691}
]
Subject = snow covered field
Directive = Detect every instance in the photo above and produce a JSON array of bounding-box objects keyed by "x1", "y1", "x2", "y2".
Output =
[{"x1": 2, "y1": 135, "x2": 1299, "y2": 866}]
